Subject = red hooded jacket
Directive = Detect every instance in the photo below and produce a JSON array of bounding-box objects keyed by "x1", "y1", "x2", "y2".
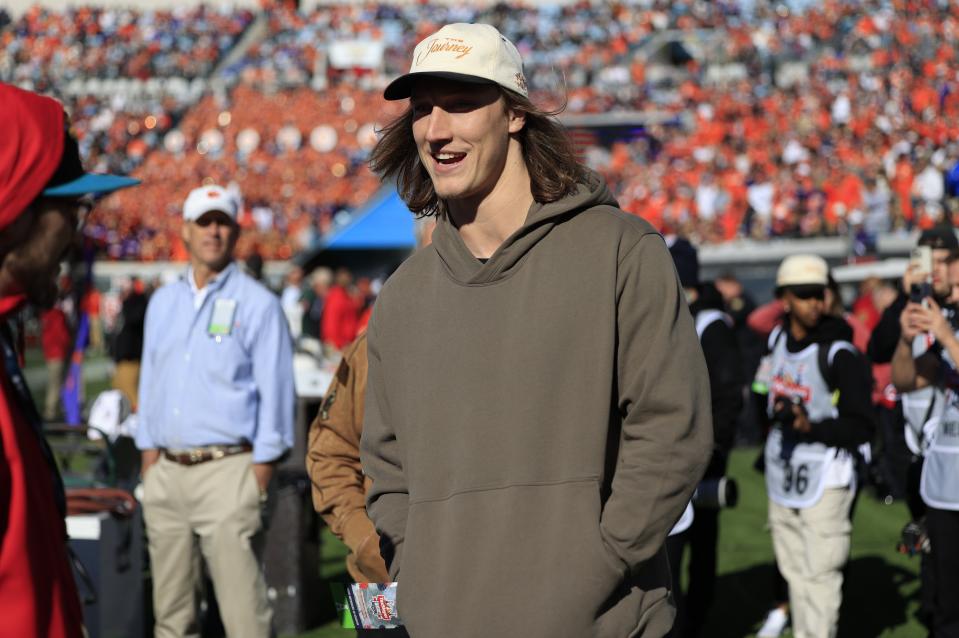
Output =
[{"x1": 0, "y1": 83, "x2": 84, "y2": 638}]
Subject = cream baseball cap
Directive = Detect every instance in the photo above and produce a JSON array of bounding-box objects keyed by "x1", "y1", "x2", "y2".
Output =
[
  {"x1": 183, "y1": 185, "x2": 238, "y2": 222},
  {"x1": 776, "y1": 254, "x2": 829, "y2": 288},
  {"x1": 383, "y1": 23, "x2": 528, "y2": 100}
]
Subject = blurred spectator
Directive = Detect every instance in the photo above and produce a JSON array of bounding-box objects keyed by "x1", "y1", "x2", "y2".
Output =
[
  {"x1": 281, "y1": 265, "x2": 305, "y2": 339},
  {"x1": 354, "y1": 276, "x2": 374, "y2": 334},
  {"x1": 80, "y1": 284, "x2": 103, "y2": 353},
  {"x1": 851, "y1": 276, "x2": 883, "y2": 334},
  {"x1": 321, "y1": 267, "x2": 358, "y2": 353},
  {"x1": 111, "y1": 276, "x2": 148, "y2": 410},
  {"x1": 40, "y1": 303, "x2": 72, "y2": 421},
  {"x1": 302, "y1": 267, "x2": 332, "y2": 341},
  {"x1": 244, "y1": 251, "x2": 265, "y2": 282}
]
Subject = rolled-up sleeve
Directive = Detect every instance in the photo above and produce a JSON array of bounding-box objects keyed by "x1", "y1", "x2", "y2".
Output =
[{"x1": 600, "y1": 233, "x2": 713, "y2": 571}]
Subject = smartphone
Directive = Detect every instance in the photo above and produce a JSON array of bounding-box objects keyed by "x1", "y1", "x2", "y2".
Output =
[
  {"x1": 910, "y1": 246, "x2": 933, "y2": 280},
  {"x1": 909, "y1": 245, "x2": 934, "y2": 306}
]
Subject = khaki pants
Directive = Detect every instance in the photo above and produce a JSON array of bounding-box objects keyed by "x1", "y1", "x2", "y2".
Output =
[
  {"x1": 112, "y1": 360, "x2": 141, "y2": 410},
  {"x1": 142, "y1": 453, "x2": 272, "y2": 638},
  {"x1": 44, "y1": 359, "x2": 65, "y2": 420},
  {"x1": 768, "y1": 488, "x2": 854, "y2": 638}
]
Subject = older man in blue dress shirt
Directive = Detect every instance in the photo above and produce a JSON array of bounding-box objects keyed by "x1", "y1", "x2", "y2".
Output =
[{"x1": 135, "y1": 185, "x2": 294, "y2": 638}]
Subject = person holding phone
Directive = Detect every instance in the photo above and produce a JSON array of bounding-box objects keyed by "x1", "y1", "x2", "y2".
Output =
[
  {"x1": 869, "y1": 227, "x2": 958, "y2": 364},
  {"x1": 891, "y1": 260, "x2": 959, "y2": 638}
]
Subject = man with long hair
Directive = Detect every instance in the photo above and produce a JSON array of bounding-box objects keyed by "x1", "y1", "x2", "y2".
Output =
[{"x1": 361, "y1": 23, "x2": 712, "y2": 638}]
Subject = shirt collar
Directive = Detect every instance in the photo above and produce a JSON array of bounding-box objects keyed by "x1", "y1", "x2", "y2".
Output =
[{"x1": 184, "y1": 262, "x2": 236, "y2": 295}]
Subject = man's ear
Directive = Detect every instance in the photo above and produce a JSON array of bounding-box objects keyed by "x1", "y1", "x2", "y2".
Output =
[
  {"x1": 180, "y1": 221, "x2": 190, "y2": 246},
  {"x1": 507, "y1": 108, "x2": 526, "y2": 134}
]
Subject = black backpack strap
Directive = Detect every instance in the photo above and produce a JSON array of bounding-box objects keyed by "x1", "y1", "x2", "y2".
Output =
[
  {"x1": 818, "y1": 340, "x2": 857, "y2": 392},
  {"x1": 767, "y1": 325, "x2": 784, "y2": 353}
]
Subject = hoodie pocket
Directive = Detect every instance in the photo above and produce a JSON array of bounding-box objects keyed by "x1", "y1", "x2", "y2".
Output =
[{"x1": 397, "y1": 478, "x2": 631, "y2": 638}]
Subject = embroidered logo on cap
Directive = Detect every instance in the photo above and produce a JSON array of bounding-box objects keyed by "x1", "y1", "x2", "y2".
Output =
[{"x1": 417, "y1": 37, "x2": 473, "y2": 64}]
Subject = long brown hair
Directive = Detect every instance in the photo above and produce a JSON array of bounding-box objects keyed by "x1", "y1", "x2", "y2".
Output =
[{"x1": 369, "y1": 86, "x2": 587, "y2": 217}]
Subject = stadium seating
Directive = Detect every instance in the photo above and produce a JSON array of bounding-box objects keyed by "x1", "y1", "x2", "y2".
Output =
[{"x1": 3, "y1": 1, "x2": 959, "y2": 259}]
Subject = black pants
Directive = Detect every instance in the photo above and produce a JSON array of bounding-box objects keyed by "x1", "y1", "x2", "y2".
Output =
[
  {"x1": 665, "y1": 506, "x2": 721, "y2": 638},
  {"x1": 877, "y1": 404, "x2": 911, "y2": 500},
  {"x1": 926, "y1": 507, "x2": 959, "y2": 638}
]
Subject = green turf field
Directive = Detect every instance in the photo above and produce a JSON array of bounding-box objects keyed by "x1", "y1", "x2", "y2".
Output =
[{"x1": 288, "y1": 447, "x2": 925, "y2": 638}]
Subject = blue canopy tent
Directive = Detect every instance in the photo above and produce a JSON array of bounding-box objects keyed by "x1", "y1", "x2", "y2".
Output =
[
  {"x1": 320, "y1": 187, "x2": 416, "y2": 250},
  {"x1": 298, "y1": 186, "x2": 417, "y2": 276}
]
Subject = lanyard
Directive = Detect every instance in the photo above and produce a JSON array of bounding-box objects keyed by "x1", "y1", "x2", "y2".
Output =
[{"x1": 0, "y1": 321, "x2": 67, "y2": 519}]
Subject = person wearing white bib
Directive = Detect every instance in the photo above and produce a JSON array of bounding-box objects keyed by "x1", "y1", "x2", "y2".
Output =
[
  {"x1": 892, "y1": 271, "x2": 959, "y2": 638},
  {"x1": 763, "y1": 255, "x2": 873, "y2": 638},
  {"x1": 665, "y1": 238, "x2": 744, "y2": 638}
]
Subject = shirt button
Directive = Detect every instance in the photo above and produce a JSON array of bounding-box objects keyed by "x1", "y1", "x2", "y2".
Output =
[
  {"x1": 184, "y1": 353, "x2": 191, "y2": 362},
  {"x1": 173, "y1": 408, "x2": 181, "y2": 416}
]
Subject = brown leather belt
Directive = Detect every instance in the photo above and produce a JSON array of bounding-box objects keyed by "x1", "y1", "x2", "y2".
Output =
[{"x1": 161, "y1": 443, "x2": 252, "y2": 466}]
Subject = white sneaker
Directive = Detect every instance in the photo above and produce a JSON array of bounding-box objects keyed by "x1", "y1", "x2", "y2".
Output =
[{"x1": 756, "y1": 607, "x2": 789, "y2": 637}]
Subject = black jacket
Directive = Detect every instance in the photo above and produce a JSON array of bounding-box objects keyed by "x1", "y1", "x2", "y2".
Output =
[
  {"x1": 112, "y1": 291, "x2": 147, "y2": 362},
  {"x1": 867, "y1": 291, "x2": 908, "y2": 364},
  {"x1": 692, "y1": 284, "x2": 744, "y2": 475}
]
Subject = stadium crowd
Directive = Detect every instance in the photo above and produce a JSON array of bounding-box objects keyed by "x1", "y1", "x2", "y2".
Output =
[
  {"x1": 0, "y1": 4, "x2": 254, "y2": 87},
  {"x1": 3, "y1": 0, "x2": 959, "y2": 260}
]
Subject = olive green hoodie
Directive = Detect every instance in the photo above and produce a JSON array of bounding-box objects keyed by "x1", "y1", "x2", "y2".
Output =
[{"x1": 361, "y1": 174, "x2": 712, "y2": 638}]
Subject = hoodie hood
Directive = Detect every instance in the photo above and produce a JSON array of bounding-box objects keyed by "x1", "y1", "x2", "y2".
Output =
[
  {"x1": 430, "y1": 171, "x2": 619, "y2": 285},
  {"x1": 0, "y1": 84, "x2": 65, "y2": 233},
  {"x1": 785, "y1": 313, "x2": 853, "y2": 352}
]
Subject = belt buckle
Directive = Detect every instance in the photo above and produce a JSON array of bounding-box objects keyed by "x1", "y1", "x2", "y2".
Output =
[{"x1": 188, "y1": 449, "x2": 205, "y2": 464}]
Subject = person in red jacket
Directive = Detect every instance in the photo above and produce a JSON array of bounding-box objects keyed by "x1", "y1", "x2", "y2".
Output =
[
  {"x1": 321, "y1": 267, "x2": 360, "y2": 352},
  {"x1": 0, "y1": 83, "x2": 139, "y2": 638}
]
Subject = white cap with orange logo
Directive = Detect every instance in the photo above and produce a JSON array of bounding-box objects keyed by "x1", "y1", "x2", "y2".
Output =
[
  {"x1": 182, "y1": 185, "x2": 238, "y2": 222},
  {"x1": 383, "y1": 23, "x2": 528, "y2": 101}
]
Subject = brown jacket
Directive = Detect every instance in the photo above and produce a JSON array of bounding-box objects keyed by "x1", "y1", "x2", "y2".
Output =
[{"x1": 306, "y1": 332, "x2": 388, "y2": 583}]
